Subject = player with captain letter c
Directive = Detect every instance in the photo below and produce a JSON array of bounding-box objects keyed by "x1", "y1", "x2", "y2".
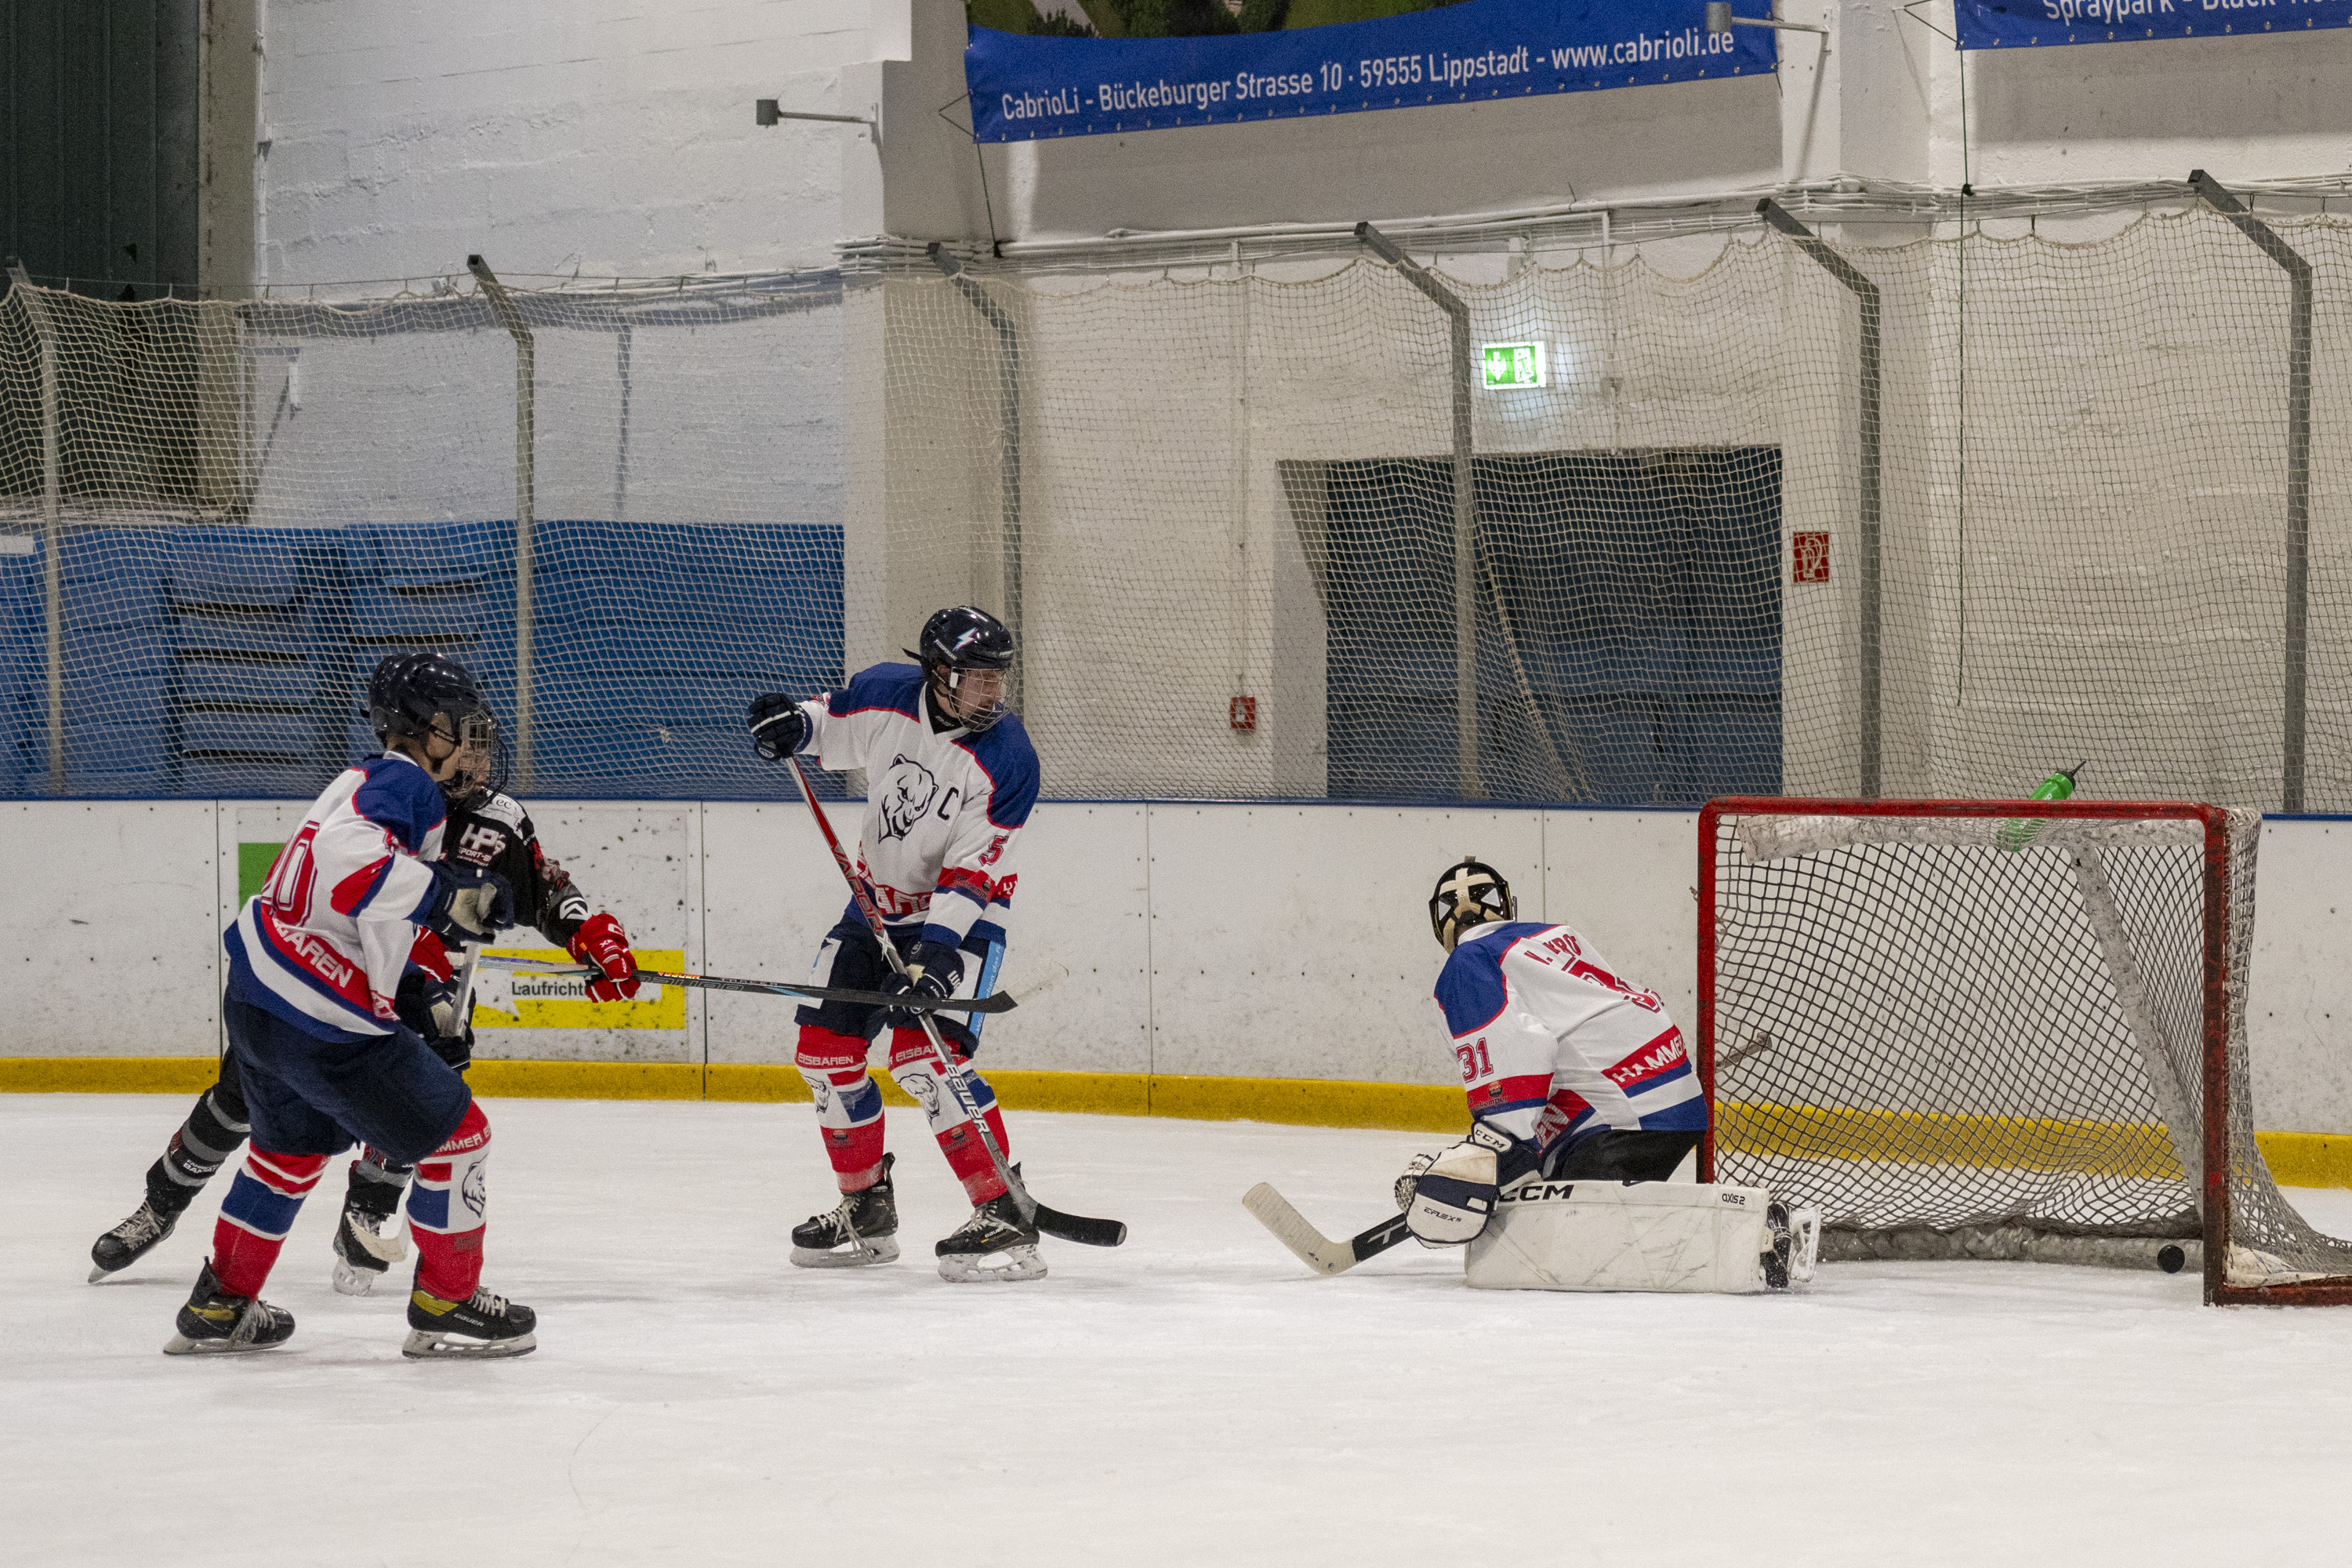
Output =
[
  {"x1": 1400, "y1": 857, "x2": 1817, "y2": 1292},
  {"x1": 745, "y1": 605, "x2": 1049, "y2": 1283}
]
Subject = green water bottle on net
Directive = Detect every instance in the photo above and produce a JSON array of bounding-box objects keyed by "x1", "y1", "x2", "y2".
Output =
[{"x1": 1996, "y1": 763, "x2": 2085, "y2": 852}]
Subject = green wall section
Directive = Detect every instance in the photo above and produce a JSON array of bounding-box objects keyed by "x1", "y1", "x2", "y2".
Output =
[{"x1": 238, "y1": 841, "x2": 282, "y2": 906}]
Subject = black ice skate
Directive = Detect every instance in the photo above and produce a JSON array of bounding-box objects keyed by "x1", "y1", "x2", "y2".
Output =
[
  {"x1": 331, "y1": 1164, "x2": 410, "y2": 1297},
  {"x1": 402, "y1": 1283, "x2": 538, "y2": 1359},
  {"x1": 791, "y1": 1153, "x2": 901, "y2": 1268},
  {"x1": 162, "y1": 1262, "x2": 296, "y2": 1356},
  {"x1": 90, "y1": 1196, "x2": 180, "y2": 1283},
  {"x1": 936, "y1": 1188, "x2": 1046, "y2": 1283}
]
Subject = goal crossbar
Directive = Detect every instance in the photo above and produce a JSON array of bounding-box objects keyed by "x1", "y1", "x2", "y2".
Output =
[{"x1": 1698, "y1": 796, "x2": 2352, "y2": 1307}]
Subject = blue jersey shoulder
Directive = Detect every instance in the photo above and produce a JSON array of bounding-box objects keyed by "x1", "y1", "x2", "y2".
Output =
[
  {"x1": 1432, "y1": 922, "x2": 1552, "y2": 1036},
  {"x1": 352, "y1": 755, "x2": 446, "y2": 853},
  {"x1": 830, "y1": 662, "x2": 923, "y2": 720},
  {"x1": 960, "y1": 713, "x2": 1039, "y2": 828}
]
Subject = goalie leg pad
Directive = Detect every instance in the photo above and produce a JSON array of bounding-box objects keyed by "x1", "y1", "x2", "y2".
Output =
[{"x1": 1466, "y1": 1179, "x2": 1781, "y2": 1294}]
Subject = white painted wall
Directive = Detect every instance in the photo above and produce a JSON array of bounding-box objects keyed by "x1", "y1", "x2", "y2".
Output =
[
  {"x1": 11, "y1": 800, "x2": 2352, "y2": 1136},
  {"x1": 256, "y1": 0, "x2": 911, "y2": 289}
]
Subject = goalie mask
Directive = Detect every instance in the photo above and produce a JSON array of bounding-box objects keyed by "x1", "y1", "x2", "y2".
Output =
[
  {"x1": 906, "y1": 604, "x2": 1015, "y2": 734},
  {"x1": 1429, "y1": 858, "x2": 1515, "y2": 951},
  {"x1": 367, "y1": 652, "x2": 506, "y2": 809}
]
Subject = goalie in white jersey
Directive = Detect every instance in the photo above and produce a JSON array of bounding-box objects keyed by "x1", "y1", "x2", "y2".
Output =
[
  {"x1": 746, "y1": 607, "x2": 1046, "y2": 1282},
  {"x1": 1396, "y1": 858, "x2": 1813, "y2": 1292}
]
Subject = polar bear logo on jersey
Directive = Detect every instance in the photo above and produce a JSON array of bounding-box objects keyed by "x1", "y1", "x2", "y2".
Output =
[{"x1": 878, "y1": 756, "x2": 939, "y2": 841}]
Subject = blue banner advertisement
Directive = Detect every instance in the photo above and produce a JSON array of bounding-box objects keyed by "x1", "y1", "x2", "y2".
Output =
[
  {"x1": 1954, "y1": 0, "x2": 2352, "y2": 49},
  {"x1": 964, "y1": 0, "x2": 1777, "y2": 143}
]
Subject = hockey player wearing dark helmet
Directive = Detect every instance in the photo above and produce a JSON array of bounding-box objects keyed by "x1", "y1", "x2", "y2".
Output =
[
  {"x1": 367, "y1": 651, "x2": 504, "y2": 808},
  {"x1": 906, "y1": 604, "x2": 1015, "y2": 735}
]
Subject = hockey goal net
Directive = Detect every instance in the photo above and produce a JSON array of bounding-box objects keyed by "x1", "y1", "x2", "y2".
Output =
[{"x1": 1698, "y1": 797, "x2": 2352, "y2": 1305}]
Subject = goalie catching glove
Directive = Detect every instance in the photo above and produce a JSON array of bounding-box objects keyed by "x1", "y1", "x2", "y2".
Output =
[
  {"x1": 567, "y1": 910, "x2": 641, "y2": 1002},
  {"x1": 1400, "y1": 1122, "x2": 1518, "y2": 1247}
]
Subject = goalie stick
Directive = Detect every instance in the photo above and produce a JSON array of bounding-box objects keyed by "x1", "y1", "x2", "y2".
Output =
[
  {"x1": 786, "y1": 754, "x2": 1127, "y2": 1250},
  {"x1": 1242, "y1": 1183, "x2": 1414, "y2": 1277},
  {"x1": 474, "y1": 953, "x2": 1069, "y2": 1015}
]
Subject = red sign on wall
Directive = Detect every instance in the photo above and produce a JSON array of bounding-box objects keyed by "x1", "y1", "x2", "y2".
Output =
[
  {"x1": 1230, "y1": 695, "x2": 1258, "y2": 731},
  {"x1": 1792, "y1": 532, "x2": 1831, "y2": 584}
]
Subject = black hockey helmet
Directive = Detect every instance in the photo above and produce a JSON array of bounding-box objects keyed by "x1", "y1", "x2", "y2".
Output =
[
  {"x1": 905, "y1": 605, "x2": 1015, "y2": 732},
  {"x1": 1430, "y1": 857, "x2": 1516, "y2": 951},
  {"x1": 366, "y1": 651, "x2": 504, "y2": 808}
]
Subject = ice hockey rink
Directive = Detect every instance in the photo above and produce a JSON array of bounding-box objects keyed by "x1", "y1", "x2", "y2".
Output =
[{"x1": 9, "y1": 1094, "x2": 2350, "y2": 1568}]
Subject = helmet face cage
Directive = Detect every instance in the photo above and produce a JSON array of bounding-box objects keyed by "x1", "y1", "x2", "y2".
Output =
[
  {"x1": 367, "y1": 652, "x2": 505, "y2": 806},
  {"x1": 905, "y1": 605, "x2": 1015, "y2": 733},
  {"x1": 1429, "y1": 858, "x2": 1516, "y2": 950}
]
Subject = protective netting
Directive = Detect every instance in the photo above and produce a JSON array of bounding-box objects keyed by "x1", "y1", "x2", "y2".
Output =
[
  {"x1": 2, "y1": 205, "x2": 2350, "y2": 804},
  {"x1": 1708, "y1": 803, "x2": 2352, "y2": 1283}
]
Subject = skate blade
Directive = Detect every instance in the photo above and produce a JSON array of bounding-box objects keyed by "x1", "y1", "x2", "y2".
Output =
[
  {"x1": 162, "y1": 1332, "x2": 289, "y2": 1357},
  {"x1": 331, "y1": 1257, "x2": 381, "y2": 1297},
  {"x1": 89, "y1": 1263, "x2": 118, "y2": 1284},
  {"x1": 789, "y1": 1236, "x2": 902, "y2": 1269},
  {"x1": 401, "y1": 1328, "x2": 538, "y2": 1360},
  {"x1": 937, "y1": 1244, "x2": 1047, "y2": 1283}
]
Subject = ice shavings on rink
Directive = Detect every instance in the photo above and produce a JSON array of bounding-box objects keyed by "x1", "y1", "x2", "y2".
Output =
[{"x1": 8, "y1": 1094, "x2": 2352, "y2": 1568}]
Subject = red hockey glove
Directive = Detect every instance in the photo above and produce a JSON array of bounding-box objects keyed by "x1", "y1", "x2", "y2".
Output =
[{"x1": 568, "y1": 911, "x2": 640, "y2": 1002}]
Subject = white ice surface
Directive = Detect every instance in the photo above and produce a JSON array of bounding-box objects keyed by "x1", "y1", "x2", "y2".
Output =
[{"x1": 8, "y1": 1095, "x2": 2352, "y2": 1568}]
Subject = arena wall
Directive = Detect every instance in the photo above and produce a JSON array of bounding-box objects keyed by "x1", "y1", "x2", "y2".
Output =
[{"x1": 6, "y1": 800, "x2": 2351, "y2": 1141}]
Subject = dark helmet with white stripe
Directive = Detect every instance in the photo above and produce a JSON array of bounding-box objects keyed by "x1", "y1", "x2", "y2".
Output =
[
  {"x1": 1430, "y1": 857, "x2": 1515, "y2": 951},
  {"x1": 905, "y1": 605, "x2": 1015, "y2": 732},
  {"x1": 367, "y1": 651, "x2": 504, "y2": 808}
]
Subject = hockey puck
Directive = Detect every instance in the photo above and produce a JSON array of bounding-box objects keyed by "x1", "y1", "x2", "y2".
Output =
[{"x1": 2157, "y1": 1244, "x2": 2187, "y2": 1274}]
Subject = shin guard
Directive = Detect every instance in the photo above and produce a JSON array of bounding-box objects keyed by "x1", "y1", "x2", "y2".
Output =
[
  {"x1": 212, "y1": 1148, "x2": 328, "y2": 1298},
  {"x1": 887, "y1": 1029, "x2": 1010, "y2": 1203},
  {"x1": 407, "y1": 1103, "x2": 492, "y2": 1301},
  {"x1": 797, "y1": 1025, "x2": 886, "y2": 1189}
]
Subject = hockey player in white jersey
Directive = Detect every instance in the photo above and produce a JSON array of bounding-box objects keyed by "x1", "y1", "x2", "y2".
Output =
[
  {"x1": 745, "y1": 606, "x2": 1045, "y2": 1282},
  {"x1": 1397, "y1": 858, "x2": 1813, "y2": 1291},
  {"x1": 162, "y1": 654, "x2": 543, "y2": 1356}
]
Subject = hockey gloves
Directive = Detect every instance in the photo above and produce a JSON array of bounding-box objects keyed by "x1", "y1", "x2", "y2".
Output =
[
  {"x1": 419, "y1": 862, "x2": 514, "y2": 946},
  {"x1": 746, "y1": 693, "x2": 810, "y2": 760},
  {"x1": 568, "y1": 911, "x2": 641, "y2": 1002},
  {"x1": 1402, "y1": 1123, "x2": 1516, "y2": 1247},
  {"x1": 881, "y1": 938, "x2": 964, "y2": 1020}
]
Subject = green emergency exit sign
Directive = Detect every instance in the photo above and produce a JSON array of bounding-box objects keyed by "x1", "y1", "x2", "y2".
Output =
[{"x1": 1480, "y1": 342, "x2": 1546, "y2": 389}]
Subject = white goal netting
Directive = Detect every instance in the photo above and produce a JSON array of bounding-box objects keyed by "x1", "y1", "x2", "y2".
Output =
[{"x1": 2, "y1": 205, "x2": 2347, "y2": 806}]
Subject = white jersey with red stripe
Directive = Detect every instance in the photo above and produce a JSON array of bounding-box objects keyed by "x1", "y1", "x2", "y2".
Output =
[
  {"x1": 1433, "y1": 920, "x2": 1708, "y2": 1159},
  {"x1": 222, "y1": 755, "x2": 451, "y2": 1039},
  {"x1": 792, "y1": 662, "x2": 1038, "y2": 950}
]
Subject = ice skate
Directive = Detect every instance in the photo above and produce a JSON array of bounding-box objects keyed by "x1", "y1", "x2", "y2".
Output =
[
  {"x1": 402, "y1": 1283, "x2": 538, "y2": 1359},
  {"x1": 90, "y1": 1196, "x2": 180, "y2": 1283},
  {"x1": 162, "y1": 1262, "x2": 295, "y2": 1356},
  {"x1": 936, "y1": 1189, "x2": 1046, "y2": 1283},
  {"x1": 790, "y1": 1153, "x2": 902, "y2": 1269},
  {"x1": 1763, "y1": 1200, "x2": 1820, "y2": 1290},
  {"x1": 330, "y1": 1165, "x2": 410, "y2": 1296}
]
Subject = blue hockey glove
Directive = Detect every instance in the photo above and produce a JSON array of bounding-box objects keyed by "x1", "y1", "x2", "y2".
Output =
[
  {"x1": 419, "y1": 862, "x2": 514, "y2": 945},
  {"x1": 746, "y1": 693, "x2": 810, "y2": 761},
  {"x1": 881, "y1": 938, "x2": 965, "y2": 1020}
]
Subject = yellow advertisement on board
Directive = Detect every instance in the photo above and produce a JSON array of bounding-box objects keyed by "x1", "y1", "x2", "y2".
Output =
[{"x1": 470, "y1": 949, "x2": 688, "y2": 1031}]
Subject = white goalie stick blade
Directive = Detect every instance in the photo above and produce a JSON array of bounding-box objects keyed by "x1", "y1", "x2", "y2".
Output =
[{"x1": 1243, "y1": 1183, "x2": 1414, "y2": 1277}]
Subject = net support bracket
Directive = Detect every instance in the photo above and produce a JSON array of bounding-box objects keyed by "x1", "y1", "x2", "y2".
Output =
[
  {"x1": 5, "y1": 260, "x2": 64, "y2": 796},
  {"x1": 467, "y1": 256, "x2": 536, "y2": 790},
  {"x1": 2190, "y1": 172, "x2": 2311, "y2": 814},
  {"x1": 1356, "y1": 222, "x2": 1482, "y2": 799},
  {"x1": 1759, "y1": 201, "x2": 1882, "y2": 798},
  {"x1": 927, "y1": 244, "x2": 1024, "y2": 699}
]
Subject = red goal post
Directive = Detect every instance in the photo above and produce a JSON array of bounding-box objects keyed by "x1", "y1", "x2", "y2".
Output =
[{"x1": 1697, "y1": 797, "x2": 2352, "y2": 1307}]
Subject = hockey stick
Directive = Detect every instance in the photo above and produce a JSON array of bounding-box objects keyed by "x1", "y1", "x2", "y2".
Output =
[
  {"x1": 786, "y1": 753, "x2": 1127, "y2": 1249},
  {"x1": 474, "y1": 953, "x2": 1069, "y2": 1015},
  {"x1": 1242, "y1": 1183, "x2": 1414, "y2": 1277}
]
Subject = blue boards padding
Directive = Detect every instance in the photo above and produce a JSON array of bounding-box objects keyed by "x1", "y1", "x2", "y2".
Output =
[{"x1": 0, "y1": 521, "x2": 844, "y2": 801}]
